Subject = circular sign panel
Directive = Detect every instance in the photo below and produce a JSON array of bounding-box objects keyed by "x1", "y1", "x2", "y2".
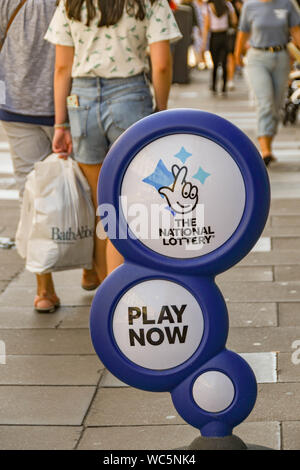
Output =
[
  {"x1": 121, "y1": 133, "x2": 246, "y2": 259},
  {"x1": 112, "y1": 279, "x2": 204, "y2": 370},
  {"x1": 192, "y1": 371, "x2": 235, "y2": 413}
]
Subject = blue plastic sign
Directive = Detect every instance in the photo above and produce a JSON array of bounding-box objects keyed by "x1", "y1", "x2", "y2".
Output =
[{"x1": 90, "y1": 109, "x2": 270, "y2": 437}]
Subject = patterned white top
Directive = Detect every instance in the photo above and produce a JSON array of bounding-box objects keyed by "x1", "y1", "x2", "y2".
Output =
[{"x1": 45, "y1": 0, "x2": 182, "y2": 78}]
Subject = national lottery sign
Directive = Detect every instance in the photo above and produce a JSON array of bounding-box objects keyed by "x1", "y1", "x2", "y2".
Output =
[
  {"x1": 90, "y1": 109, "x2": 270, "y2": 438},
  {"x1": 121, "y1": 133, "x2": 245, "y2": 258}
]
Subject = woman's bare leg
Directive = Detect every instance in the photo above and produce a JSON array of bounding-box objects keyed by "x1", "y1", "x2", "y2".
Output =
[
  {"x1": 78, "y1": 162, "x2": 107, "y2": 282},
  {"x1": 106, "y1": 238, "x2": 124, "y2": 275},
  {"x1": 227, "y1": 53, "x2": 235, "y2": 82},
  {"x1": 36, "y1": 273, "x2": 56, "y2": 296},
  {"x1": 81, "y1": 267, "x2": 100, "y2": 289},
  {"x1": 34, "y1": 273, "x2": 59, "y2": 311},
  {"x1": 258, "y1": 135, "x2": 273, "y2": 157}
]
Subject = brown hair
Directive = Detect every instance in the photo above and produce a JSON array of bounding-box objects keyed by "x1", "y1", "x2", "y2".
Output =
[
  {"x1": 209, "y1": 0, "x2": 227, "y2": 17},
  {"x1": 57, "y1": 0, "x2": 157, "y2": 27}
]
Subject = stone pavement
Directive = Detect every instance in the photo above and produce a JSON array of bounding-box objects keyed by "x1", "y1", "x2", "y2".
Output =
[{"x1": 1, "y1": 68, "x2": 300, "y2": 450}]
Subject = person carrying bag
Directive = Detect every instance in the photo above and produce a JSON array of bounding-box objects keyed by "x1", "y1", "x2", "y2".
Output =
[
  {"x1": 45, "y1": 0, "x2": 182, "y2": 285},
  {"x1": 0, "y1": 0, "x2": 99, "y2": 313}
]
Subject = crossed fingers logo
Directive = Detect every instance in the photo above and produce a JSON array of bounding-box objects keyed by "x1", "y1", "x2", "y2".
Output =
[{"x1": 158, "y1": 165, "x2": 199, "y2": 215}]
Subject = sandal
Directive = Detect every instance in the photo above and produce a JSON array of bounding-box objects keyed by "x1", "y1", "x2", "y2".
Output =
[
  {"x1": 263, "y1": 154, "x2": 276, "y2": 167},
  {"x1": 34, "y1": 293, "x2": 60, "y2": 313},
  {"x1": 81, "y1": 268, "x2": 101, "y2": 291}
]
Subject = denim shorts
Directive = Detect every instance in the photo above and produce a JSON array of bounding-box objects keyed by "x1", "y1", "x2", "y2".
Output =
[{"x1": 68, "y1": 74, "x2": 153, "y2": 164}]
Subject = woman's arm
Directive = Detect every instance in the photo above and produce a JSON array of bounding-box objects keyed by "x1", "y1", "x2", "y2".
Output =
[
  {"x1": 234, "y1": 30, "x2": 250, "y2": 67},
  {"x1": 52, "y1": 44, "x2": 74, "y2": 156},
  {"x1": 201, "y1": 10, "x2": 210, "y2": 52},
  {"x1": 290, "y1": 25, "x2": 300, "y2": 49},
  {"x1": 230, "y1": 9, "x2": 238, "y2": 28},
  {"x1": 149, "y1": 40, "x2": 172, "y2": 111}
]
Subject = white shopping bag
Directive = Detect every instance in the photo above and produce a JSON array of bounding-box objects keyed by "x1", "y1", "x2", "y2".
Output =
[{"x1": 16, "y1": 153, "x2": 94, "y2": 273}]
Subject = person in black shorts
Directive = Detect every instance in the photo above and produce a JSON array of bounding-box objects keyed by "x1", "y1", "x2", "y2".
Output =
[{"x1": 202, "y1": 0, "x2": 237, "y2": 94}]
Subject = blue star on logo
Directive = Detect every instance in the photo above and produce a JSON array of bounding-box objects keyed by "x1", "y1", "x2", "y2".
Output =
[
  {"x1": 174, "y1": 147, "x2": 192, "y2": 164},
  {"x1": 193, "y1": 166, "x2": 210, "y2": 184},
  {"x1": 142, "y1": 159, "x2": 173, "y2": 192}
]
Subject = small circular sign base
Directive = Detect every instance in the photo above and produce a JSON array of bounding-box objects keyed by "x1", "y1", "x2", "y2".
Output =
[{"x1": 192, "y1": 371, "x2": 235, "y2": 413}]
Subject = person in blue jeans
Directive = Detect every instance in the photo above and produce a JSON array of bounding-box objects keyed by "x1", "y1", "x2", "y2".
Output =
[
  {"x1": 45, "y1": 0, "x2": 181, "y2": 281},
  {"x1": 235, "y1": 0, "x2": 300, "y2": 166}
]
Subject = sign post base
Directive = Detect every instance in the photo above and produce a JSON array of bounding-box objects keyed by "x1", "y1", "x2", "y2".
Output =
[
  {"x1": 185, "y1": 434, "x2": 247, "y2": 450},
  {"x1": 179, "y1": 434, "x2": 273, "y2": 450}
]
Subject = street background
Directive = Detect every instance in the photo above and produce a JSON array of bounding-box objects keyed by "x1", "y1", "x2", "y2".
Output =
[{"x1": 1, "y1": 67, "x2": 300, "y2": 450}]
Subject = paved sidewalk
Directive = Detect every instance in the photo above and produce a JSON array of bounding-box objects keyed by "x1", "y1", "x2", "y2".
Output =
[{"x1": 1, "y1": 68, "x2": 300, "y2": 450}]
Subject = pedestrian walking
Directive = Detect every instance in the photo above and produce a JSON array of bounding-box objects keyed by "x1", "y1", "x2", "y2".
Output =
[
  {"x1": 234, "y1": 0, "x2": 300, "y2": 166},
  {"x1": 45, "y1": 0, "x2": 181, "y2": 282},
  {"x1": 226, "y1": 0, "x2": 242, "y2": 90},
  {"x1": 194, "y1": 0, "x2": 209, "y2": 69},
  {"x1": 202, "y1": 0, "x2": 237, "y2": 95},
  {"x1": 0, "y1": 0, "x2": 100, "y2": 313},
  {"x1": 180, "y1": 0, "x2": 202, "y2": 67}
]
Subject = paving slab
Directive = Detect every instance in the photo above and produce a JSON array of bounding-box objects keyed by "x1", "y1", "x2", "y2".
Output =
[
  {"x1": 0, "y1": 355, "x2": 103, "y2": 385},
  {"x1": 227, "y1": 326, "x2": 300, "y2": 353},
  {"x1": 0, "y1": 386, "x2": 95, "y2": 425},
  {"x1": 78, "y1": 421, "x2": 280, "y2": 450},
  {"x1": 269, "y1": 172, "x2": 300, "y2": 184},
  {"x1": 274, "y1": 266, "x2": 300, "y2": 282},
  {"x1": 58, "y1": 307, "x2": 90, "y2": 329},
  {"x1": 99, "y1": 352, "x2": 276, "y2": 387},
  {"x1": 14, "y1": 269, "x2": 83, "y2": 287},
  {"x1": 263, "y1": 226, "x2": 300, "y2": 237},
  {"x1": 85, "y1": 388, "x2": 185, "y2": 427},
  {"x1": 0, "y1": 281, "x2": 8, "y2": 293},
  {"x1": 99, "y1": 370, "x2": 125, "y2": 388},
  {"x1": 79, "y1": 424, "x2": 199, "y2": 450},
  {"x1": 0, "y1": 426, "x2": 82, "y2": 450},
  {"x1": 282, "y1": 422, "x2": 300, "y2": 450},
  {"x1": 239, "y1": 251, "x2": 300, "y2": 266},
  {"x1": 0, "y1": 201, "x2": 20, "y2": 234},
  {"x1": 278, "y1": 303, "x2": 300, "y2": 326},
  {"x1": 242, "y1": 352, "x2": 277, "y2": 383},
  {"x1": 0, "y1": 286, "x2": 94, "y2": 307},
  {"x1": 0, "y1": 249, "x2": 24, "y2": 281},
  {"x1": 218, "y1": 281, "x2": 300, "y2": 302},
  {"x1": 248, "y1": 383, "x2": 300, "y2": 422},
  {"x1": 271, "y1": 215, "x2": 300, "y2": 226},
  {"x1": 0, "y1": 329, "x2": 94, "y2": 355},
  {"x1": 227, "y1": 302, "x2": 277, "y2": 327},
  {"x1": 217, "y1": 267, "x2": 273, "y2": 282},
  {"x1": 252, "y1": 237, "x2": 271, "y2": 252},
  {"x1": 272, "y1": 238, "x2": 300, "y2": 250},
  {"x1": 270, "y1": 199, "x2": 300, "y2": 215},
  {"x1": 0, "y1": 305, "x2": 89, "y2": 329},
  {"x1": 278, "y1": 353, "x2": 300, "y2": 383},
  {"x1": 271, "y1": 183, "x2": 300, "y2": 200}
]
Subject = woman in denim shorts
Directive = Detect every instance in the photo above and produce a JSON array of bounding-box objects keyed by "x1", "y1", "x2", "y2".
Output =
[
  {"x1": 46, "y1": 0, "x2": 181, "y2": 283},
  {"x1": 235, "y1": 0, "x2": 300, "y2": 166}
]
